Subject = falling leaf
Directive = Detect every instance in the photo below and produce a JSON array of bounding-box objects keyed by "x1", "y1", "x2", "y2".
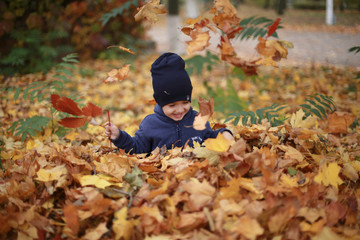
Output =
[
  {"x1": 266, "y1": 18, "x2": 281, "y2": 39},
  {"x1": 204, "y1": 133, "x2": 231, "y2": 152},
  {"x1": 193, "y1": 97, "x2": 214, "y2": 130},
  {"x1": 107, "y1": 45, "x2": 135, "y2": 54},
  {"x1": 103, "y1": 64, "x2": 130, "y2": 83},
  {"x1": 134, "y1": 0, "x2": 167, "y2": 24},
  {"x1": 314, "y1": 162, "x2": 344, "y2": 189},
  {"x1": 186, "y1": 30, "x2": 210, "y2": 55}
]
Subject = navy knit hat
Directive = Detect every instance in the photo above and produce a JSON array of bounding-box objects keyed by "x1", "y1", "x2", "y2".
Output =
[{"x1": 151, "y1": 52, "x2": 193, "y2": 107}]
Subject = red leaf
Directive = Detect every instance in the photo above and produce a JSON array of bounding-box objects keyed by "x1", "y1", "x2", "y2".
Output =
[
  {"x1": 55, "y1": 96, "x2": 83, "y2": 116},
  {"x1": 266, "y1": 18, "x2": 281, "y2": 39},
  {"x1": 51, "y1": 94, "x2": 61, "y2": 111},
  {"x1": 82, "y1": 102, "x2": 103, "y2": 117},
  {"x1": 58, "y1": 117, "x2": 88, "y2": 128}
]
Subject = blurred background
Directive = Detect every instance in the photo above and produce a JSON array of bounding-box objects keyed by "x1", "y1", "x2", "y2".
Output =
[{"x1": 1, "y1": 0, "x2": 359, "y2": 76}]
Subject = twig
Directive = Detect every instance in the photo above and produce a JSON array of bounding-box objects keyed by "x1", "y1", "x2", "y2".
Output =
[{"x1": 112, "y1": 188, "x2": 133, "y2": 208}]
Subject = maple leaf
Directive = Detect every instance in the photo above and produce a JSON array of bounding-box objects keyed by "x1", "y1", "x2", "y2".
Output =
[
  {"x1": 103, "y1": 64, "x2": 130, "y2": 83},
  {"x1": 204, "y1": 133, "x2": 231, "y2": 152},
  {"x1": 290, "y1": 109, "x2": 317, "y2": 128},
  {"x1": 134, "y1": 0, "x2": 167, "y2": 24},
  {"x1": 186, "y1": 29, "x2": 211, "y2": 55},
  {"x1": 35, "y1": 164, "x2": 68, "y2": 182},
  {"x1": 63, "y1": 204, "x2": 79, "y2": 236},
  {"x1": 181, "y1": 178, "x2": 216, "y2": 211},
  {"x1": 314, "y1": 162, "x2": 344, "y2": 189},
  {"x1": 113, "y1": 207, "x2": 137, "y2": 240},
  {"x1": 231, "y1": 215, "x2": 264, "y2": 240},
  {"x1": 256, "y1": 37, "x2": 289, "y2": 63},
  {"x1": 325, "y1": 111, "x2": 355, "y2": 134},
  {"x1": 193, "y1": 97, "x2": 214, "y2": 130}
]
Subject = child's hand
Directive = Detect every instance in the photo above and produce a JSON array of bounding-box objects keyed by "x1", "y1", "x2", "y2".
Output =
[{"x1": 104, "y1": 122, "x2": 120, "y2": 140}]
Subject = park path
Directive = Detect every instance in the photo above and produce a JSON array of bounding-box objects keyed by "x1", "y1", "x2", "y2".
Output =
[{"x1": 147, "y1": 19, "x2": 360, "y2": 68}]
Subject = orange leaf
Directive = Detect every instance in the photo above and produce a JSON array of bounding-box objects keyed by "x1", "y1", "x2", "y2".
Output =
[
  {"x1": 193, "y1": 97, "x2": 214, "y2": 130},
  {"x1": 52, "y1": 95, "x2": 83, "y2": 116},
  {"x1": 107, "y1": 45, "x2": 135, "y2": 54},
  {"x1": 266, "y1": 18, "x2": 281, "y2": 39},
  {"x1": 58, "y1": 117, "x2": 88, "y2": 128},
  {"x1": 134, "y1": 0, "x2": 167, "y2": 24},
  {"x1": 63, "y1": 204, "x2": 79, "y2": 236},
  {"x1": 325, "y1": 111, "x2": 355, "y2": 134},
  {"x1": 103, "y1": 64, "x2": 130, "y2": 83},
  {"x1": 82, "y1": 102, "x2": 103, "y2": 117},
  {"x1": 186, "y1": 30, "x2": 210, "y2": 55},
  {"x1": 219, "y1": 35, "x2": 235, "y2": 59}
]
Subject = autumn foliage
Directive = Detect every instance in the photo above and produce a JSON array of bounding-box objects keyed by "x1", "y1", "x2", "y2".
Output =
[{"x1": 1, "y1": 0, "x2": 360, "y2": 240}]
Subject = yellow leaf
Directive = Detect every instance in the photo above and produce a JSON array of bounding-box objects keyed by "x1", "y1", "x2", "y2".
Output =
[
  {"x1": 277, "y1": 145, "x2": 304, "y2": 162},
  {"x1": 35, "y1": 165, "x2": 68, "y2": 182},
  {"x1": 314, "y1": 162, "x2": 344, "y2": 189},
  {"x1": 77, "y1": 175, "x2": 113, "y2": 189},
  {"x1": 204, "y1": 133, "x2": 231, "y2": 152},
  {"x1": 113, "y1": 207, "x2": 137, "y2": 240},
  {"x1": 290, "y1": 109, "x2": 317, "y2": 129}
]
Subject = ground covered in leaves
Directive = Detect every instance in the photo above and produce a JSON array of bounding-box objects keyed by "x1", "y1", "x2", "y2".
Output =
[{"x1": 1, "y1": 55, "x2": 360, "y2": 239}]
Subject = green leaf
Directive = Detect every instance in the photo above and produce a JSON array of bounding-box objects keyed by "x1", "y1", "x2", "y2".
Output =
[
  {"x1": 288, "y1": 167, "x2": 297, "y2": 176},
  {"x1": 124, "y1": 166, "x2": 143, "y2": 190},
  {"x1": 9, "y1": 116, "x2": 50, "y2": 142}
]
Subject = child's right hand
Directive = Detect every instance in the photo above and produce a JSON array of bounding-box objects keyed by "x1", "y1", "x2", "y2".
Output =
[{"x1": 104, "y1": 122, "x2": 120, "y2": 140}]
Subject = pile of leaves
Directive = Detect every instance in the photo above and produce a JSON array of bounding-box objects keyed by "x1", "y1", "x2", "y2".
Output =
[
  {"x1": 1, "y1": 0, "x2": 360, "y2": 239},
  {"x1": 1, "y1": 55, "x2": 360, "y2": 239}
]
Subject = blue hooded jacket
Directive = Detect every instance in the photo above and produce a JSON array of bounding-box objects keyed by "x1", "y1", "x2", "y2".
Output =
[{"x1": 111, "y1": 104, "x2": 231, "y2": 154}]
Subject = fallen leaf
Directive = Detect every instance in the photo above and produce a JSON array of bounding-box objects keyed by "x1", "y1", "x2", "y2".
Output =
[
  {"x1": 204, "y1": 133, "x2": 231, "y2": 152},
  {"x1": 314, "y1": 162, "x2": 344, "y2": 189}
]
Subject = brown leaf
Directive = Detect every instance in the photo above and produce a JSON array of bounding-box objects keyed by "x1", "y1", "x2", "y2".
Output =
[
  {"x1": 325, "y1": 111, "x2": 355, "y2": 134},
  {"x1": 134, "y1": 0, "x2": 167, "y2": 24},
  {"x1": 63, "y1": 204, "x2": 79, "y2": 236},
  {"x1": 193, "y1": 97, "x2": 214, "y2": 130}
]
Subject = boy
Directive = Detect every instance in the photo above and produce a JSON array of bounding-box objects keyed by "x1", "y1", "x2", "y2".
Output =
[{"x1": 105, "y1": 52, "x2": 233, "y2": 154}]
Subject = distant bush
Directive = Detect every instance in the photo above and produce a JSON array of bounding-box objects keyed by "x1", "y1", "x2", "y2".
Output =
[{"x1": 0, "y1": 0, "x2": 145, "y2": 75}]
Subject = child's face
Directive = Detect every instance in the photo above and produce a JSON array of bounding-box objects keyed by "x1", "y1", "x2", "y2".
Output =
[{"x1": 162, "y1": 101, "x2": 191, "y2": 121}]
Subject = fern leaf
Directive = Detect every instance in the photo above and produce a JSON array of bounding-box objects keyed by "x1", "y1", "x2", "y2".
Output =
[
  {"x1": 10, "y1": 116, "x2": 50, "y2": 142},
  {"x1": 309, "y1": 108, "x2": 323, "y2": 120}
]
